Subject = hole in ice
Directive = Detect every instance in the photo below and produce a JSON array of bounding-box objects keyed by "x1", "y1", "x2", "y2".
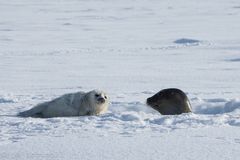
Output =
[
  {"x1": 174, "y1": 38, "x2": 201, "y2": 44},
  {"x1": 227, "y1": 58, "x2": 240, "y2": 62}
]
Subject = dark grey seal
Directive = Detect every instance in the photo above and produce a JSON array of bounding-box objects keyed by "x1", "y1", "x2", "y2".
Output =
[{"x1": 146, "y1": 88, "x2": 192, "y2": 115}]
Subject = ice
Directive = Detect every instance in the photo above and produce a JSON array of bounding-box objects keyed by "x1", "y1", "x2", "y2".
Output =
[
  {"x1": 1, "y1": 0, "x2": 240, "y2": 159},
  {"x1": 0, "y1": 97, "x2": 14, "y2": 103}
]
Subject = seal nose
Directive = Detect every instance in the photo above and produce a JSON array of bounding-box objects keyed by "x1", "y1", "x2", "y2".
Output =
[
  {"x1": 146, "y1": 98, "x2": 151, "y2": 105},
  {"x1": 98, "y1": 97, "x2": 105, "y2": 103}
]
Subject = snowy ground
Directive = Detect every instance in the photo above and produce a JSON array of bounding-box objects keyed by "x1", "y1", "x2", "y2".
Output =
[{"x1": 0, "y1": 0, "x2": 240, "y2": 159}]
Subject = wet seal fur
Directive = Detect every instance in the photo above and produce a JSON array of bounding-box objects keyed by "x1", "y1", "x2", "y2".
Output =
[
  {"x1": 18, "y1": 90, "x2": 109, "y2": 118},
  {"x1": 146, "y1": 88, "x2": 192, "y2": 115}
]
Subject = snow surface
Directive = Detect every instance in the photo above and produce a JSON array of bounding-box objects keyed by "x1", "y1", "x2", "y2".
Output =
[{"x1": 0, "y1": 0, "x2": 240, "y2": 159}]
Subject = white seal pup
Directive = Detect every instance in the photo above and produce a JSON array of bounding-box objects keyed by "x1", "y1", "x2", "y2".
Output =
[{"x1": 18, "y1": 90, "x2": 109, "y2": 118}]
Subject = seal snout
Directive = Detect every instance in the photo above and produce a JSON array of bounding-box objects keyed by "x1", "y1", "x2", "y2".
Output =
[
  {"x1": 97, "y1": 97, "x2": 105, "y2": 103},
  {"x1": 146, "y1": 98, "x2": 152, "y2": 106},
  {"x1": 146, "y1": 96, "x2": 157, "y2": 106}
]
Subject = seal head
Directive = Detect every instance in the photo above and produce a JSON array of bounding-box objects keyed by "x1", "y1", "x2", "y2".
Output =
[{"x1": 147, "y1": 88, "x2": 192, "y2": 115}]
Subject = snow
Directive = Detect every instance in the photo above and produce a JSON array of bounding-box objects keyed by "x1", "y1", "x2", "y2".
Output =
[
  {"x1": 1, "y1": 0, "x2": 240, "y2": 159},
  {"x1": 1, "y1": 127, "x2": 240, "y2": 160}
]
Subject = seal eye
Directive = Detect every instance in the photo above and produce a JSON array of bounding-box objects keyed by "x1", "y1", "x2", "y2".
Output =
[
  {"x1": 104, "y1": 96, "x2": 107, "y2": 99},
  {"x1": 95, "y1": 94, "x2": 100, "y2": 97}
]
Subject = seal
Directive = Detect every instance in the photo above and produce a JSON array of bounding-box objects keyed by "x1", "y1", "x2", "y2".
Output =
[
  {"x1": 146, "y1": 88, "x2": 192, "y2": 115},
  {"x1": 18, "y1": 90, "x2": 109, "y2": 118}
]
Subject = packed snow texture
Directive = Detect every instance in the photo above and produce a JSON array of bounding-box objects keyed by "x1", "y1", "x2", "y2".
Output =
[{"x1": 0, "y1": 0, "x2": 240, "y2": 159}]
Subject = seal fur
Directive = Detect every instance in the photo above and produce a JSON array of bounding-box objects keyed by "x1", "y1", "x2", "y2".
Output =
[{"x1": 18, "y1": 90, "x2": 109, "y2": 118}]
